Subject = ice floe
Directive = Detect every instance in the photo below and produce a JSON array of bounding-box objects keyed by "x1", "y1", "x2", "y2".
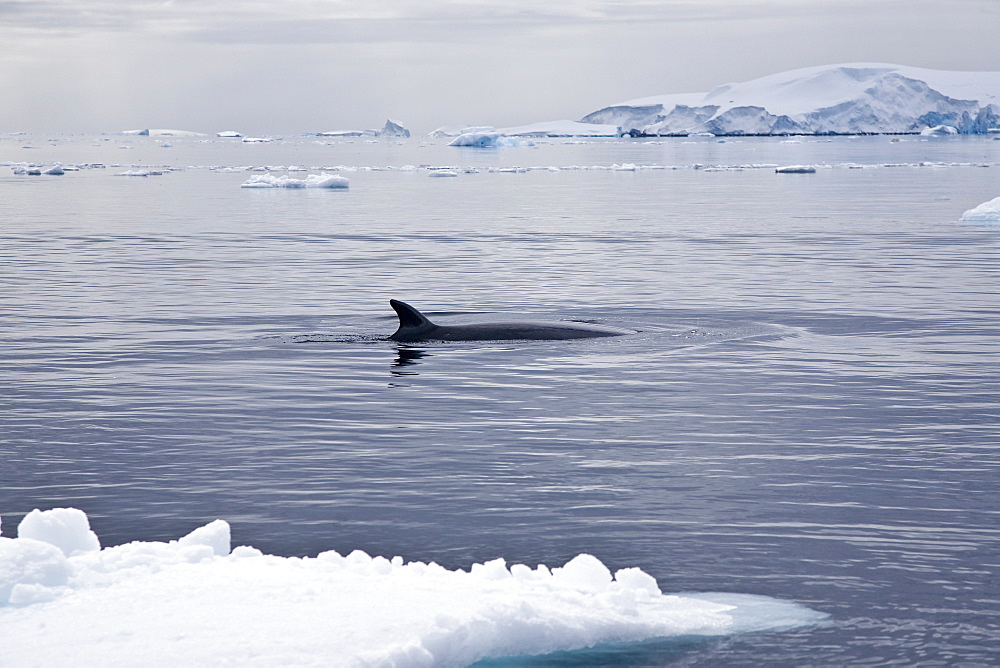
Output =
[
  {"x1": 960, "y1": 196, "x2": 1000, "y2": 222},
  {"x1": 0, "y1": 508, "x2": 828, "y2": 667},
  {"x1": 240, "y1": 173, "x2": 349, "y2": 189}
]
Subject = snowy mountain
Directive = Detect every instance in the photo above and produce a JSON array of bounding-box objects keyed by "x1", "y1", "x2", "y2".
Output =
[{"x1": 581, "y1": 64, "x2": 1000, "y2": 136}]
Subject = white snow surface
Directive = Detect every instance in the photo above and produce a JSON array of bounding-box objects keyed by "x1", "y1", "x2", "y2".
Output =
[
  {"x1": 581, "y1": 63, "x2": 1000, "y2": 135},
  {"x1": 960, "y1": 196, "x2": 1000, "y2": 222},
  {"x1": 0, "y1": 509, "x2": 827, "y2": 667}
]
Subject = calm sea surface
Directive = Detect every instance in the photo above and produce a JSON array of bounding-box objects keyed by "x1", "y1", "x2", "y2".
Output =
[{"x1": 2, "y1": 134, "x2": 998, "y2": 665}]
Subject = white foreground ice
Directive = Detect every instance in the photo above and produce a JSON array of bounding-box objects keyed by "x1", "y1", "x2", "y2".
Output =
[
  {"x1": 0, "y1": 509, "x2": 827, "y2": 667},
  {"x1": 960, "y1": 196, "x2": 1000, "y2": 222}
]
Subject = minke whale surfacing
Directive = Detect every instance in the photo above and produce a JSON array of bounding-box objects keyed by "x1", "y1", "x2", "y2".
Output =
[{"x1": 389, "y1": 299, "x2": 630, "y2": 342}]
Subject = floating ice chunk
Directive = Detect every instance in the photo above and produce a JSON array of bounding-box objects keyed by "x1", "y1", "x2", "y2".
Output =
[
  {"x1": 960, "y1": 195, "x2": 1000, "y2": 222},
  {"x1": 449, "y1": 131, "x2": 502, "y2": 147},
  {"x1": 240, "y1": 173, "x2": 348, "y2": 189},
  {"x1": 380, "y1": 119, "x2": 410, "y2": 138},
  {"x1": 920, "y1": 124, "x2": 959, "y2": 136},
  {"x1": 775, "y1": 165, "x2": 817, "y2": 173},
  {"x1": 116, "y1": 169, "x2": 150, "y2": 176},
  {"x1": 216, "y1": 130, "x2": 243, "y2": 138},
  {"x1": 303, "y1": 173, "x2": 349, "y2": 188},
  {"x1": 17, "y1": 508, "x2": 100, "y2": 557},
  {"x1": 42, "y1": 164, "x2": 64, "y2": 175},
  {"x1": 428, "y1": 169, "x2": 458, "y2": 177},
  {"x1": 241, "y1": 137, "x2": 272, "y2": 143}
]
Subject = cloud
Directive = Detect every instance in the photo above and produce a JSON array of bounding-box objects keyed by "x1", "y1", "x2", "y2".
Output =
[
  {"x1": 0, "y1": 0, "x2": 884, "y2": 42},
  {"x1": 1, "y1": 0, "x2": 997, "y2": 134}
]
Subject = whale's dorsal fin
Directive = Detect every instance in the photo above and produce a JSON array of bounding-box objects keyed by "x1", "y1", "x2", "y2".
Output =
[{"x1": 390, "y1": 299, "x2": 434, "y2": 329}]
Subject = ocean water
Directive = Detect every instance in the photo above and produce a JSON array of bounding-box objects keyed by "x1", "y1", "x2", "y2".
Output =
[{"x1": 2, "y1": 133, "x2": 998, "y2": 665}]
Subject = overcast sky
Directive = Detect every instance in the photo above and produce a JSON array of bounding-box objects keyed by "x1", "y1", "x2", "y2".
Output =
[{"x1": 1, "y1": 0, "x2": 997, "y2": 135}]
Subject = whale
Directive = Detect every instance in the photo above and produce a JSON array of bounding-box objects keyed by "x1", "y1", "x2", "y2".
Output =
[{"x1": 389, "y1": 299, "x2": 630, "y2": 342}]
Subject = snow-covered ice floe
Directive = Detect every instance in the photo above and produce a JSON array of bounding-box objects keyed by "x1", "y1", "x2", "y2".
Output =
[
  {"x1": 240, "y1": 173, "x2": 349, "y2": 189},
  {"x1": 0, "y1": 508, "x2": 828, "y2": 667},
  {"x1": 960, "y1": 196, "x2": 1000, "y2": 222}
]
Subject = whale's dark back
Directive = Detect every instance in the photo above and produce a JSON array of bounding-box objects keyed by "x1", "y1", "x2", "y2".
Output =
[{"x1": 389, "y1": 299, "x2": 629, "y2": 342}]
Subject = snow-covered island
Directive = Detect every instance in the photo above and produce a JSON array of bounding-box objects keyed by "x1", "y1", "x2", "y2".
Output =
[{"x1": 579, "y1": 63, "x2": 1000, "y2": 136}]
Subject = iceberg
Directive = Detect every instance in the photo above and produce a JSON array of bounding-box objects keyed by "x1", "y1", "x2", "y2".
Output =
[
  {"x1": 317, "y1": 119, "x2": 411, "y2": 139},
  {"x1": 449, "y1": 131, "x2": 504, "y2": 147},
  {"x1": 0, "y1": 508, "x2": 828, "y2": 667},
  {"x1": 960, "y1": 196, "x2": 1000, "y2": 222},
  {"x1": 920, "y1": 124, "x2": 959, "y2": 136},
  {"x1": 380, "y1": 118, "x2": 411, "y2": 138},
  {"x1": 240, "y1": 173, "x2": 349, "y2": 189},
  {"x1": 447, "y1": 131, "x2": 538, "y2": 148},
  {"x1": 216, "y1": 130, "x2": 243, "y2": 138},
  {"x1": 580, "y1": 63, "x2": 1000, "y2": 136}
]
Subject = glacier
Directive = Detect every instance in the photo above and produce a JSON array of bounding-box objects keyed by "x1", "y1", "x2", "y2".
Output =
[{"x1": 580, "y1": 63, "x2": 1000, "y2": 136}]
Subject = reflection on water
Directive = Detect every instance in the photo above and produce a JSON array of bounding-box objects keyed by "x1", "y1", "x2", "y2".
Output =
[{"x1": 391, "y1": 346, "x2": 430, "y2": 375}]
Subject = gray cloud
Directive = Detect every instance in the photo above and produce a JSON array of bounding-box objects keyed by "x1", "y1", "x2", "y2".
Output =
[{"x1": 1, "y1": 0, "x2": 997, "y2": 135}]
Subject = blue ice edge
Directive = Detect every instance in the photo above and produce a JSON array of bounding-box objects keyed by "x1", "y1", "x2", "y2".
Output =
[{"x1": 472, "y1": 593, "x2": 830, "y2": 666}]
